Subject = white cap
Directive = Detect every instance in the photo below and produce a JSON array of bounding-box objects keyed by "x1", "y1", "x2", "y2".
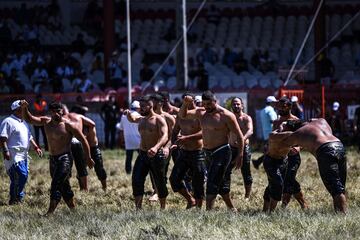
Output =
[
  {"x1": 291, "y1": 96, "x2": 298, "y2": 102},
  {"x1": 131, "y1": 100, "x2": 140, "y2": 109},
  {"x1": 11, "y1": 100, "x2": 21, "y2": 111},
  {"x1": 194, "y1": 96, "x2": 202, "y2": 103},
  {"x1": 333, "y1": 101, "x2": 340, "y2": 111},
  {"x1": 266, "y1": 96, "x2": 277, "y2": 103}
]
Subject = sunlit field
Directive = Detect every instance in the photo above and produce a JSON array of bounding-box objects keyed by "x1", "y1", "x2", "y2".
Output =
[{"x1": 0, "y1": 147, "x2": 359, "y2": 239}]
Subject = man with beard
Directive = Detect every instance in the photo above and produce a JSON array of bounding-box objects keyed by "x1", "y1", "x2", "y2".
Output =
[
  {"x1": 273, "y1": 119, "x2": 347, "y2": 213},
  {"x1": 20, "y1": 100, "x2": 94, "y2": 215},
  {"x1": 170, "y1": 93, "x2": 206, "y2": 209},
  {"x1": 124, "y1": 95, "x2": 169, "y2": 209},
  {"x1": 229, "y1": 97, "x2": 253, "y2": 199},
  {"x1": 159, "y1": 91, "x2": 179, "y2": 116},
  {"x1": 63, "y1": 105, "x2": 107, "y2": 191},
  {"x1": 179, "y1": 90, "x2": 244, "y2": 211},
  {"x1": 272, "y1": 97, "x2": 307, "y2": 209}
]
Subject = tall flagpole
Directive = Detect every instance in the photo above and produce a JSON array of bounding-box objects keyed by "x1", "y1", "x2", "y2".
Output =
[
  {"x1": 182, "y1": 0, "x2": 189, "y2": 89},
  {"x1": 126, "y1": 0, "x2": 132, "y2": 105}
]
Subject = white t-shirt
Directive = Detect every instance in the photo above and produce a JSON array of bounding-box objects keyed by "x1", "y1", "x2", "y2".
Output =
[
  {"x1": 118, "y1": 111, "x2": 141, "y2": 150},
  {"x1": 0, "y1": 115, "x2": 33, "y2": 170}
]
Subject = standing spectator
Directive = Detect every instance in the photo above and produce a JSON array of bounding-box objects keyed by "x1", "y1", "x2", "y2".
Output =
[
  {"x1": 109, "y1": 52, "x2": 126, "y2": 88},
  {"x1": 31, "y1": 94, "x2": 48, "y2": 150},
  {"x1": 72, "y1": 34, "x2": 86, "y2": 55},
  {"x1": 197, "y1": 63, "x2": 209, "y2": 91},
  {"x1": 259, "y1": 96, "x2": 277, "y2": 140},
  {"x1": 0, "y1": 100, "x2": 42, "y2": 205},
  {"x1": 233, "y1": 51, "x2": 248, "y2": 74},
  {"x1": 222, "y1": 48, "x2": 237, "y2": 68},
  {"x1": 0, "y1": 73, "x2": 10, "y2": 94},
  {"x1": 328, "y1": 101, "x2": 344, "y2": 139},
  {"x1": 101, "y1": 96, "x2": 119, "y2": 149},
  {"x1": 70, "y1": 95, "x2": 89, "y2": 115},
  {"x1": 139, "y1": 63, "x2": 154, "y2": 83},
  {"x1": 291, "y1": 96, "x2": 304, "y2": 120},
  {"x1": 118, "y1": 101, "x2": 141, "y2": 174}
]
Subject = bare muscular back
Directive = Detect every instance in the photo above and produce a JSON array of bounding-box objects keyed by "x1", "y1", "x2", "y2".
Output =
[
  {"x1": 178, "y1": 118, "x2": 203, "y2": 150},
  {"x1": 200, "y1": 108, "x2": 231, "y2": 149},
  {"x1": 287, "y1": 119, "x2": 339, "y2": 155},
  {"x1": 44, "y1": 120, "x2": 73, "y2": 155},
  {"x1": 230, "y1": 113, "x2": 251, "y2": 146},
  {"x1": 63, "y1": 113, "x2": 83, "y2": 132},
  {"x1": 138, "y1": 115, "x2": 164, "y2": 151}
]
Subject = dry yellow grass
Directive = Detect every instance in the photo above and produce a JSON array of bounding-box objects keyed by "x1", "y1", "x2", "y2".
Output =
[{"x1": 0, "y1": 147, "x2": 359, "y2": 239}]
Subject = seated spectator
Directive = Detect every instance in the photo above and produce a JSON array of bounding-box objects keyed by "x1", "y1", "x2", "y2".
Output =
[
  {"x1": 139, "y1": 63, "x2": 154, "y2": 83},
  {"x1": 0, "y1": 73, "x2": 10, "y2": 94},
  {"x1": 91, "y1": 55, "x2": 104, "y2": 73},
  {"x1": 0, "y1": 21, "x2": 12, "y2": 47},
  {"x1": 196, "y1": 43, "x2": 218, "y2": 65},
  {"x1": 188, "y1": 57, "x2": 198, "y2": 89},
  {"x1": 162, "y1": 58, "x2": 176, "y2": 80},
  {"x1": 72, "y1": 71, "x2": 94, "y2": 93},
  {"x1": 72, "y1": 33, "x2": 86, "y2": 55},
  {"x1": 11, "y1": 77, "x2": 25, "y2": 94},
  {"x1": 318, "y1": 54, "x2": 335, "y2": 85},
  {"x1": 222, "y1": 48, "x2": 237, "y2": 68},
  {"x1": 1, "y1": 55, "x2": 14, "y2": 76},
  {"x1": 32, "y1": 63, "x2": 49, "y2": 82},
  {"x1": 197, "y1": 63, "x2": 209, "y2": 91},
  {"x1": 109, "y1": 52, "x2": 127, "y2": 88},
  {"x1": 56, "y1": 62, "x2": 74, "y2": 78},
  {"x1": 251, "y1": 49, "x2": 261, "y2": 70},
  {"x1": 233, "y1": 51, "x2": 248, "y2": 74}
]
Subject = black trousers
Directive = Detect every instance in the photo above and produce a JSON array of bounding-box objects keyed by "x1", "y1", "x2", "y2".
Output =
[
  {"x1": 263, "y1": 155, "x2": 288, "y2": 202},
  {"x1": 49, "y1": 153, "x2": 74, "y2": 201},
  {"x1": 104, "y1": 123, "x2": 116, "y2": 149},
  {"x1": 132, "y1": 150, "x2": 168, "y2": 198},
  {"x1": 91, "y1": 146, "x2": 107, "y2": 180},
  {"x1": 125, "y1": 149, "x2": 138, "y2": 174},
  {"x1": 71, "y1": 140, "x2": 88, "y2": 178},
  {"x1": 204, "y1": 144, "x2": 232, "y2": 196},
  {"x1": 170, "y1": 149, "x2": 207, "y2": 199},
  {"x1": 282, "y1": 153, "x2": 301, "y2": 195},
  {"x1": 316, "y1": 141, "x2": 347, "y2": 197}
]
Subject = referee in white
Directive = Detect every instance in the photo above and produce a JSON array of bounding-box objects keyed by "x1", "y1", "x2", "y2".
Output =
[{"x1": 0, "y1": 100, "x2": 43, "y2": 205}]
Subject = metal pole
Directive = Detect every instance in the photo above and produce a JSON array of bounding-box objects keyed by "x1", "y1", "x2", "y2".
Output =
[
  {"x1": 182, "y1": 0, "x2": 189, "y2": 89},
  {"x1": 126, "y1": 0, "x2": 132, "y2": 105}
]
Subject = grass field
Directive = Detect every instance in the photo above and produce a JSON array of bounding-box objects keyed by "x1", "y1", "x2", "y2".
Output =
[{"x1": 0, "y1": 147, "x2": 359, "y2": 240}]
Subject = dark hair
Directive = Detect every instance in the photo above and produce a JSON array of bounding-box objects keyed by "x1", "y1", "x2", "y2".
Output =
[
  {"x1": 49, "y1": 101, "x2": 62, "y2": 110},
  {"x1": 231, "y1": 97, "x2": 243, "y2": 104},
  {"x1": 279, "y1": 96, "x2": 292, "y2": 106},
  {"x1": 139, "y1": 95, "x2": 152, "y2": 103},
  {"x1": 285, "y1": 120, "x2": 305, "y2": 131},
  {"x1": 182, "y1": 92, "x2": 195, "y2": 99},
  {"x1": 159, "y1": 91, "x2": 170, "y2": 101},
  {"x1": 202, "y1": 90, "x2": 216, "y2": 101},
  {"x1": 150, "y1": 93, "x2": 164, "y2": 103}
]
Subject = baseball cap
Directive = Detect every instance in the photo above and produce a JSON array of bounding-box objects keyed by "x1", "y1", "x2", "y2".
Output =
[
  {"x1": 291, "y1": 96, "x2": 298, "y2": 102},
  {"x1": 11, "y1": 100, "x2": 21, "y2": 111},
  {"x1": 131, "y1": 100, "x2": 140, "y2": 109},
  {"x1": 266, "y1": 96, "x2": 277, "y2": 103},
  {"x1": 333, "y1": 101, "x2": 340, "y2": 111}
]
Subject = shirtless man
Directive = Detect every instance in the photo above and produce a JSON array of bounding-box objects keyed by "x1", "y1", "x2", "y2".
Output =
[
  {"x1": 179, "y1": 90, "x2": 244, "y2": 211},
  {"x1": 272, "y1": 97, "x2": 307, "y2": 209},
  {"x1": 20, "y1": 101, "x2": 94, "y2": 215},
  {"x1": 277, "y1": 119, "x2": 347, "y2": 213},
  {"x1": 124, "y1": 95, "x2": 169, "y2": 209},
  {"x1": 63, "y1": 106, "x2": 107, "y2": 191},
  {"x1": 159, "y1": 91, "x2": 179, "y2": 115},
  {"x1": 229, "y1": 97, "x2": 253, "y2": 199},
  {"x1": 170, "y1": 93, "x2": 206, "y2": 208},
  {"x1": 149, "y1": 94, "x2": 176, "y2": 201}
]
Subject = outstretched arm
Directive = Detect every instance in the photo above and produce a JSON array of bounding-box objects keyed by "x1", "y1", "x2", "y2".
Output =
[
  {"x1": 20, "y1": 100, "x2": 49, "y2": 126},
  {"x1": 66, "y1": 122, "x2": 94, "y2": 168},
  {"x1": 124, "y1": 109, "x2": 143, "y2": 123}
]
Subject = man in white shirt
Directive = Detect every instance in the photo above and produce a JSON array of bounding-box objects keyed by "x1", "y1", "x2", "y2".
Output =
[
  {"x1": 118, "y1": 100, "x2": 141, "y2": 174},
  {"x1": 0, "y1": 100, "x2": 42, "y2": 205},
  {"x1": 260, "y1": 96, "x2": 278, "y2": 140}
]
